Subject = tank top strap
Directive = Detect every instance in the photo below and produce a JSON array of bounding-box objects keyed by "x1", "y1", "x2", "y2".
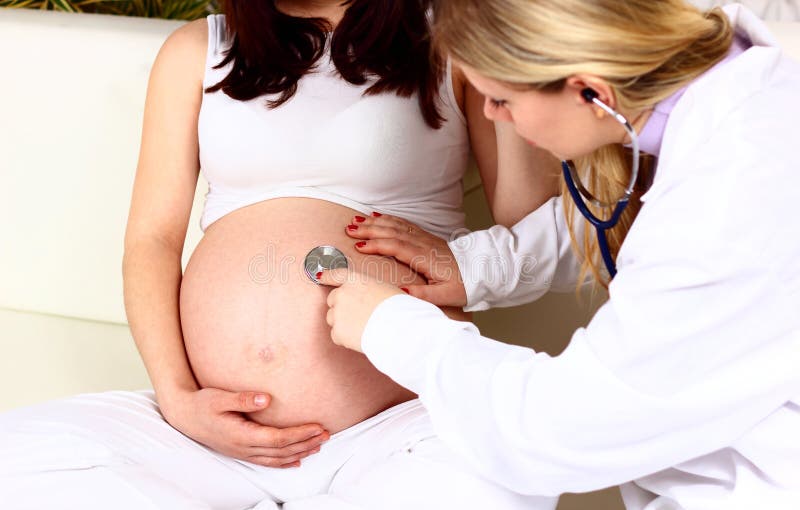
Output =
[
  {"x1": 203, "y1": 14, "x2": 231, "y2": 89},
  {"x1": 442, "y1": 57, "x2": 466, "y2": 126}
]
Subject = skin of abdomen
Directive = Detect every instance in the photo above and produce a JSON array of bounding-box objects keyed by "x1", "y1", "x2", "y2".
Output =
[{"x1": 180, "y1": 197, "x2": 466, "y2": 434}]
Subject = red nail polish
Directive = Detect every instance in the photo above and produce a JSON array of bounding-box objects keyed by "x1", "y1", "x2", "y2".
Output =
[
  {"x1": 316, "y1": 272, "x2": 323, "y2": 279},
  {"x1": 347, "y1": 225, "x2": 358, "y2": 231},
  {"x1": 401, "y1": 288, "x2": 410, "y2": 294},
  {"x1": 371, "y1": 212, "x2": 382, "y2": 217},
  {"x1": 356, "y1": 241, "x2": 367, "y2": 248},
  {"x1": 354, "y1": 215, "x2": 366, "y2": 223}
]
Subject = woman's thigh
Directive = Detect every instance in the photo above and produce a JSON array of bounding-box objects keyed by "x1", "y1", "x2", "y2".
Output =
[
  {"x1": 337, "y1": 437, "x2": 556, "y2": 510},
  {"x1": 0, "y1": 391, "x2": 267, "y2": 510},
  {"x1": 284, "y1": 405, "x2": 557, "y2": 510}
]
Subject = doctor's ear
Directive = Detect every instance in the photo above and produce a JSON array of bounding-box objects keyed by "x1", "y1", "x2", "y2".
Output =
[{"x1": 566, "y1": 76, "x2": 616, "y2": 116}]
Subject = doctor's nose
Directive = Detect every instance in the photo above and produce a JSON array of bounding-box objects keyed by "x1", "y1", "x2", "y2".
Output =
[
  {"x1": 482, "y1": 97, "x2": 513, "y2": 124},
  {"x1": 483, "y1": 97, "x2": 499, "y2": 121}
]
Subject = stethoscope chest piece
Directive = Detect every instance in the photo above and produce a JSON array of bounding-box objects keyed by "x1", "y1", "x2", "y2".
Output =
[{"x1": 304, "y1": 245, "x2": 348, "y2": 285}]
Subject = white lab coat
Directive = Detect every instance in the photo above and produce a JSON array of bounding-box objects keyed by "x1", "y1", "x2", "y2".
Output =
[{"x1": 359, "y1": 5, "x2": 800, "y2": 509}]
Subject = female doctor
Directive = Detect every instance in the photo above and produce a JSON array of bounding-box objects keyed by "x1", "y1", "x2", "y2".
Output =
[{"x1": 317, "y1": 1, "x2": 800, "y2": 508}]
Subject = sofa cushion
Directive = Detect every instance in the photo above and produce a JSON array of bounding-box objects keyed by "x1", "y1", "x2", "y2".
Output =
[
  {"x1": 0, "y1": 308, "x2": 149, "y2": 411},
  {"x1": 0, "y1": 9, "x2": 205, "y2": 326}
]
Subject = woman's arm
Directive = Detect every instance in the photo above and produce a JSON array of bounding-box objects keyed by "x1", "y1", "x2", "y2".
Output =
[
  {"x1": 124, "y1": 20, "x2": 206, "y2": 405},
  {"x1": 492, "y1": 121, "x2": 562, "y2": 225},
  {"x1": 123, "y1": 20, "x2": 328, "y2": 467},
  {"x1": 455, "y1": 66, "x2": 560, "y2": 227}
]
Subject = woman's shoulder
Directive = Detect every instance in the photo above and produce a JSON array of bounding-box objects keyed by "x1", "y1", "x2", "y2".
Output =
[
  {"x1": 167, "y1": 17, "x2": 209, "y2": 52},
  {"x1": 153, "y1": 18, "x2": 209, "y2": 80},
  {"x1": 169, "y1": 16, "x2": 209, "y2": 55}
]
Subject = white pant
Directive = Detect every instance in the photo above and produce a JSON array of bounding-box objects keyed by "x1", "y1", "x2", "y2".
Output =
[{"x1": 0, "y1": 391, "x2": 556, "y2": 510}]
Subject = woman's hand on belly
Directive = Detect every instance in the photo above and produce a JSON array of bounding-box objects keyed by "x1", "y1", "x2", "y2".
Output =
[{"x1": 160, "y1": 386, "x2": 330, "y2": 468}]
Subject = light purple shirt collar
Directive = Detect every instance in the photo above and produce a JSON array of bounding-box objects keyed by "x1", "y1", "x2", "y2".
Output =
[{"x1": 636, "y1": 35, "x2": 749, "y2": 158}]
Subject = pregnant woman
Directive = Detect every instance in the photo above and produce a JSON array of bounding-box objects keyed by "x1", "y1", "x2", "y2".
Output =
[{"x1": 0, "y1": 1, "x2": 558, "y2": 509}]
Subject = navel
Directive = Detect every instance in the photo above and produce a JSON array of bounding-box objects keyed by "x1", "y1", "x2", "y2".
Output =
[{"x1": 258, "y1": 346, "x2": 274, "y2": 363}]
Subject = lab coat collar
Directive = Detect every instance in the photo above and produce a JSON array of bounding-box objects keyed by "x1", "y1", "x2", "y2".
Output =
[
  {"x1": 722, "y1": 3, "x2": 780, "y2": 48},
  {"x1": 639, "y1": 4, "x2": 785, "y2": 204}
]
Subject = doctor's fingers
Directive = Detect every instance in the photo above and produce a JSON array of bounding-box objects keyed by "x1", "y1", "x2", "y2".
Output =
[
  {"x1": 326, "y1": 305, "x2": 335, "y2": 328},
  {"x1": 355, "y1": 238, "x2": 429, "y2": 273},
  {"x1": 345, "y1": 223, "x2": 422, "y2": 244},
  {"x1": 353, "y1": 212, "x2": 413, "y2": 231},
  {"x1": 325, "y1": 306, "x2": 349, "y2": 348},
  {"x1": 319, "y1": 269, "x2": 350, "y2": 292},
  {"x1": 399, "y1": 283, "x2": 466, "y2": 308},
  {"x1": 355, "y1": 238, "x2": 453, "y2": 281},
  {"x1": 326, "y1": 287, "x2": 339, "y2": 310},
  {"x1": 347, "y1": 214, "x2": 430, "y2": 240},
  {"x1": 325, "y1": 295, "x2": 350, "y2": 327}
]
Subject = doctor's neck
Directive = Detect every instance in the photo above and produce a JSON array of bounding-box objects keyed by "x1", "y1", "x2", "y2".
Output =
[
  {"x1": 622, "y1": 109, "x2": 652, "y2": 147},
  {"x1": 590, "y1": 104, "x2": 653, "y2": 150}
]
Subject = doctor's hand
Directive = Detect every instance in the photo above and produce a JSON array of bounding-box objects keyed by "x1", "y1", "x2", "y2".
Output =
[
  {"x1": 345, "y1": 213, "x2": 468, "y2": 307},
  {"x1": 317, "y1": 268, "x2": 404, "y2": 353}
]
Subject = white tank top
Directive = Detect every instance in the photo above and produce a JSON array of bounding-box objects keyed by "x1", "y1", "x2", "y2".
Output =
[{"x1": 198, "y1": 14, "x2": 470, "y2": 239}]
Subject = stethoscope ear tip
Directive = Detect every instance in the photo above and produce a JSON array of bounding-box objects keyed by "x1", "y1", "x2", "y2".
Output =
[{"x1": 581, "y1": 87, "x2": 599, "y2": 103}]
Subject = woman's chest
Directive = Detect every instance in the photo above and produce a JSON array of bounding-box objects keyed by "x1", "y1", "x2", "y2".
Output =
[{"x1": 197, "y1": 66, "x2": 459, "y2": 193}]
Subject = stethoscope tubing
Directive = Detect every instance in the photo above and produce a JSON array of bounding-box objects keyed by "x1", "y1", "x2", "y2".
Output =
[
  {"x1": 561, "y1": 161, "x2": 628, "y2": 279},
  {"x1": 560, "y1": 90, "x2": 641, "y2": 280}
]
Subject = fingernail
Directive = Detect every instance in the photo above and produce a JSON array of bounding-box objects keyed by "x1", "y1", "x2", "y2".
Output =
[
  {"x1": 347, "y1": 225, "x2": 358, "y2": 231},
  {"x1": 355, "y1": 241, "x2": 367, "y2": 248},
  {"x1": 401, "y1": 288, "x2": 410, "y2": 294},
  {"x1": 312, "y1": 429, "x2": 324, "y2": 437},
  {"x1": 316, "y1": 272, "x2": 323, "y2": 280},
  {"x1": 354, "y1": 215, "x2": 366, "y2": 223},
  {"x1": 254, "y1": 394, "x2": 267, "y2": 406},
  {"x1": 371, "y1": 212, "x2": 382, "y2": 217}
]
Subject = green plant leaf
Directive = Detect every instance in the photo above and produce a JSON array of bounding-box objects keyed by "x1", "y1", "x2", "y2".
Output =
[{"x1": 1, "y1": 0, "x2": 219, "y2": 20}]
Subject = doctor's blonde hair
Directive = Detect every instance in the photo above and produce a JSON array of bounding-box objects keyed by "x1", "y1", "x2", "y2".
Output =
[{"x1": 434, "y1": 0, "x2": 733, "y2": 285}]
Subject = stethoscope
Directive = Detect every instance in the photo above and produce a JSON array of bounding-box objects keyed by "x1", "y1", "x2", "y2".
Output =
[
  {"x1": 304, "y1": 245, "x2": 348, "y2": 284},
  {"x1": 561, "y1": 88, "x2": 641, "y2": 278}
]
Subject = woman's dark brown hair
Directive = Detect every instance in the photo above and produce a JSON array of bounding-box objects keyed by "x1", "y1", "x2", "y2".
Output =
[{"x1": 206, "y1": 0, "x2": 444, "y2": 129}]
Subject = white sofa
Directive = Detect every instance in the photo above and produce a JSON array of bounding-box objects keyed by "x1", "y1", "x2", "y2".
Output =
[
  {"x1": 0, "y1": 7, "x2": 798, "y2": 509},
  {"x1": 0, "y1": 7, "x2": 602, "y2": 412}
]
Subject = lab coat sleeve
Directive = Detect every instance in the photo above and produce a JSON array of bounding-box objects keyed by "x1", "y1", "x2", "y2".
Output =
[
  {"x1": 362, "y1": 290, "x2": 799, "y2": 496},
  {"x1": 361, "y1": 159, "x2": 800, "y2": 495},
  {"x1": 447, "y1": 195, "x2": 585, "y2": 312},
  {"x1": 363, "y1": 30, "x2": 800, "y2": 498}
]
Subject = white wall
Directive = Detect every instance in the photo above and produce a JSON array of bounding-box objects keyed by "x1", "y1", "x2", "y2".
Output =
[{"x1": 692, "y1": 0, "x2": 800, "y2": 20}]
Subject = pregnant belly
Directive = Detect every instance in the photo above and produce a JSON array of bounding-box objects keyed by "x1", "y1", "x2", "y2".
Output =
[{"x1": 180, "y1": 197, "x2": 468, "y2": 433}]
